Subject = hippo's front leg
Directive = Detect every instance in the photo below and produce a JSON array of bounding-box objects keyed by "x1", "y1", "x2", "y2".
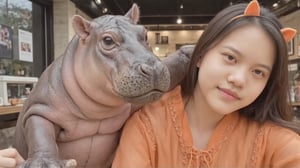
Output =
[
  {"x1": 19, "y1": 115, "x2": 76, "y2": 168},
  {"x1": 163, "y1": 45, "x2": 195, "y2": 90}
]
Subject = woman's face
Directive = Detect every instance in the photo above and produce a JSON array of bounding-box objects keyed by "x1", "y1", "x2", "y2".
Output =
[{"x1": 196, "y1": 25, "x2": 275, "y2": 115}]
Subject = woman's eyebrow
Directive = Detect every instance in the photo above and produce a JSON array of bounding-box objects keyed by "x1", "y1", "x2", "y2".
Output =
[
  {"x1": 223, "y1": 45, "x2": 272, "y2": 71},
  {"x1": 224, "y1": 45, "x2": 242, "y2": 56}
]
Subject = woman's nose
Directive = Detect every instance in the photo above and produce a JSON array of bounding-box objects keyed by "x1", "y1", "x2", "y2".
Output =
[{"x1": 227, "y1": 69, "x2": 247, "y2": 87}]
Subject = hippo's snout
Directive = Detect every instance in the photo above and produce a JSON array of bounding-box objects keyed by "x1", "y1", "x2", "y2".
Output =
[
  {"x1": 114, "y1": 62, "x2": 170, "y2": 104},
  {"x1": 137, "y1": 64, "x2": 154, "y2": 79}
]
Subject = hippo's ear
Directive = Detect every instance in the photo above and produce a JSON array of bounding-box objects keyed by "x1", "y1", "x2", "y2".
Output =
[
  {"x1": 72, "y1": 15, "x2": 91, "y2": 39},
  {"x1": 125, "y1": 3, "x2": 140, "y2": 24}
]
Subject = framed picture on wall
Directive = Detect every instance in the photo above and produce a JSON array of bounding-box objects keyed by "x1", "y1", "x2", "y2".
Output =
[
  {"x1": 288, "y1": 38, "x2": 294, "y2": 56},
  {"x1": 18, "y1": 29, "x2": 33, "y2": 62},
  {"x1": 161, "y1": 36, "x2": 168, "y2": 44},
  {"x1": 155, "y1": 33, "x2": 161, "y2": 44},
  {"x1": 0, "y1": 24, "x2": 13, "y2": 59}
]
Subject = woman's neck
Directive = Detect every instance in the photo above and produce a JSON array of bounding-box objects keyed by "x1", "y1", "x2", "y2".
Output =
[{"x1": 184, "y1": 84, "x2": 225, "y2": 149}]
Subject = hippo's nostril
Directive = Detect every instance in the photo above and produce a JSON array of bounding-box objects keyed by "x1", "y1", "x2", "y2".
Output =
[{"x1": 138, "y1": 64, "x2": 153, "y2": 77}]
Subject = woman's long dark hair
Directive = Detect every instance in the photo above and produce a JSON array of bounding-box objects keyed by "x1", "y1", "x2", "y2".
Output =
[{"x1": 181, "y1": 3, "x2": 300, "y2": 134}]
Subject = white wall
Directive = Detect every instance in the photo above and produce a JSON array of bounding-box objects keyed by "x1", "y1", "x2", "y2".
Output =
[
  {"x1": 147, "y1": 30, "x2": 203, "y2": 58},
  {"x1": 52, "y1": 1, "x2": 299, "y2": 60},
  {"x1": 53, "y1": 0, "x2": 91, "y2": 59}
]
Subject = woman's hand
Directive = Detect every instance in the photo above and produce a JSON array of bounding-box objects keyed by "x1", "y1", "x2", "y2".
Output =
[{"x1": 0, "y1": 148, "x2": 24, "y2": 168}]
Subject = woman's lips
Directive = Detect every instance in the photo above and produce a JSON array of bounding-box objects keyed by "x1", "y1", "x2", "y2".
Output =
[{"x1": 218, "y1": 87, "x2": 240, "y2": 100}]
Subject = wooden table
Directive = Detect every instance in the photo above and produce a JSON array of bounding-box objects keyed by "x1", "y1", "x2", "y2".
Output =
[
  {"x1": 0, "y1": 106, "x2": 22, "y2": 128},
  {"x1": 0, "y1": 106, "x2": 22, "y2": 116}
]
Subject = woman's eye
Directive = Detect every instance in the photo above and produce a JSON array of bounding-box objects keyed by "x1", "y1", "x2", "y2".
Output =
[
  {"x1": 225, "y1": 54, "x2": 236, "y2": 63},
  {"x1": 252, "y1": 69, "x2": 264, "y2": 77}
]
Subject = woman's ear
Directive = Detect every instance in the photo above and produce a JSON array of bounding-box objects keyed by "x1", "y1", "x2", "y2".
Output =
[{"x1": 196, "y1": 59, "x2": 202, "y2": 68}]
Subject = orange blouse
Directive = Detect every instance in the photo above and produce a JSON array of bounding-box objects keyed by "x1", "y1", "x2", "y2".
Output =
[{"x1": 112, "y1": 86, "x2": 300, "y2": 168}]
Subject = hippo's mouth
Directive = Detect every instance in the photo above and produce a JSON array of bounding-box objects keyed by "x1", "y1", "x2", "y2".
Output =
[
  {"x1": 122, "y1": 89, "x2": 164, "y2": 104},
  {"x1": 113, "y1": 68, "x2": 171, "y2": 104}
]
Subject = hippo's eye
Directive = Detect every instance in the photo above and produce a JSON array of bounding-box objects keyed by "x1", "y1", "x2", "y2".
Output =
[
  {"x1": 103, "y1": 36, "x2": 114, "y2": 45},
  {"x1": 101, "y1": 36, "x2": 116, "y2": 50}
]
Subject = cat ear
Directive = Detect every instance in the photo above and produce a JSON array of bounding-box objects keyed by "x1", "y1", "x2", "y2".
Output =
[
  {"x1": 244, "y1": 0, "x2": 260, "y2": 16},
  {"x1": 281, "y1": 28, "x2": 297, "y2": 42},
  {"x1": 237, "y1": 0, "x2": 297, "y2": 43},
  {"x1": 244, "y1": 1, "x2": 297, "y2": 43},
  {"x1": 230, "y1": 0, "x2": 261, "y2": 21}
]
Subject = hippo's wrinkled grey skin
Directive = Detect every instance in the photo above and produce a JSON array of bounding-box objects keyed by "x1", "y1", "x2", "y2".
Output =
[{"x1": 14, "y1": 4, "x2": 194, "y2": 168}]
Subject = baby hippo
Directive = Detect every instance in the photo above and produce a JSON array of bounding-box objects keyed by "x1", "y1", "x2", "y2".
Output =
[{"x1": 14, "y1": 3, "x2": 194, "y2": 168}]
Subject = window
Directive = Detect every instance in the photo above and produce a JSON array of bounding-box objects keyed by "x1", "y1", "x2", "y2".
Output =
[{"x1": 0, "y1": 0, "x2": 53, "y2": 77}]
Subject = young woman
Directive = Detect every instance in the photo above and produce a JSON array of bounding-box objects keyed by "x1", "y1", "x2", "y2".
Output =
[
  {"x1": 112, "y1": 0, "x2": 300, "y2": 167},
  {"x1": 0, "y1": 148, "x2": 23, "y2": 168}
]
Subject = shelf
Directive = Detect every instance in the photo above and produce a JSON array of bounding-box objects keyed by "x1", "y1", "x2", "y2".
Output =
[
  {"x1": 0, "y1": 75, "x2": 38, "y2": 83},
  {"x1": 288, "y1": 55, "x2": 300, "y2": 61},
  {"x1": 0, "y1": 105, "x2": 22, "y2": 115},
  {"x1": 291, "y1": 102, "x2": 300, "y2": 106},
  {"x1": 0, "y1": 75, "x2": 38, "y2": 105}
]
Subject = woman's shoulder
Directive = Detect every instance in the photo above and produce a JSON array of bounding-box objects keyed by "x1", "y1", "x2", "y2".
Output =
[
  {"x1": 262, "y1": 121, "x2": 299, "y2": 139},
  {"x1": 265, "y1": 121, "x2": 300, "y2": 143},
  {"x1": 254, "y1": 120, "x2": 300, "y2": 158},
  {"x1": 235, "y1": 114, "x2": 300, "y2": 151},
  {"x1": 237, "y1": 114, "x2": 299, "y2": 139},
  {"x1": 259, "y1": 121, "x2": 300, "y2": 165},
  {"x1": 138, "y1": 86, "x2": 183, "y2": 115},
  {"x1": 128, "y1": 86, "x2": 184, "y2": 128},
  {"x1": 235, "y1": 116, "x2": 300, "y2": 165}
]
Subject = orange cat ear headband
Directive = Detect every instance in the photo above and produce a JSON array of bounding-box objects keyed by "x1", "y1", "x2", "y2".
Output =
[{"x1": 232, "y1": 0, "x2": 296, "y2": 42}]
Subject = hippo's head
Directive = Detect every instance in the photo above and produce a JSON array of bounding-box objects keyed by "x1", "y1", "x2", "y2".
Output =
[{"x1": 71, "y1": 4, "x2": 170, "y2": 105}]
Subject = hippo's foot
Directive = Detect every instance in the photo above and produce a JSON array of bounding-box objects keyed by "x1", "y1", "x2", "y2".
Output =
[{"x1": 18, "y1": 157, "x2": 77, "y2": 168}]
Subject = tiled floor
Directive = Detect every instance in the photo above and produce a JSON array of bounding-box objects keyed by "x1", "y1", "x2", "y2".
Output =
[{"x1": 0, "y1": 127, "x2": 15, "y2": 149}]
